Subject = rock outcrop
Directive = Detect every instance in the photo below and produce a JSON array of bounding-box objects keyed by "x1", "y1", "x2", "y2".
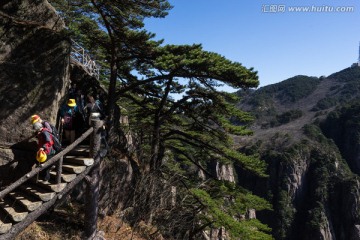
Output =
[
  {"x1": 215, "y1": 162, "x2": 235, "y2": 182},
  {"x1": 0, "y1": 0, "x2": 69, "y2": 184}
]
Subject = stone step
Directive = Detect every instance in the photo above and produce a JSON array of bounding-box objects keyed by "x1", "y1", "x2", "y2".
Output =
[
  {"x1": 67, "y1": 146, "x2": 90, "y2": 156},
  {"x1": 8, "y1": 191, "x2": 42, "y2": 212},
  {"x1": 0, "y1": 219, "x2": 12, "y2": 234},
  {"x1": 30, "y1": 178, "x2": 67, "y2": 193},
  {"x1": 19, "y1": 184, "x2": 55, "y2": 202},
  {"x1": 77, "y1": 144, "x2": 90, "y2": 148},
  {"x1": 62, "y1": 164, "x2": 86, "y2": 174},
  {"x1": 0, "y1": 198, "x2": 28, "y2": 222},
  {"x1": 64, "y1": 156, "x2": 94, "y2": 166},
  {"x1": 49, "y1": 171, "x2": 76, "y2": 183}
]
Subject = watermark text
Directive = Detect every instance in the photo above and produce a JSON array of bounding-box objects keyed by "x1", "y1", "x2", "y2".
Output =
[{"x1": 262, "y1": 5, "x2": 355, "y2": 13}]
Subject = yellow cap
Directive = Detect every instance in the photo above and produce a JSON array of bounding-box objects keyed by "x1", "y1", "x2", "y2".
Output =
[
  {"x1": 67, "y1": 99, "x2": 76, "y2": 107},
  {"x1": 31, "y1": 115, "x2": 40, "y2": 124},
  {"x1": 36, "y1": 150, "x2": 47, "y2": 163}
]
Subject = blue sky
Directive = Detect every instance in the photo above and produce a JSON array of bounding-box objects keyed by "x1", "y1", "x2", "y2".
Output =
[{"x1": 144, "y1": 0, "x2": 360, "y2": 89}]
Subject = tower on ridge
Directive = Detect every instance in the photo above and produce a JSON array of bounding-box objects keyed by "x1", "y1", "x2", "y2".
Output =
[
  {"x1": 351, "y1": 42, "x2": 360, "y2": 67},
  {"x1": 358, "y1": 41, "x2": 360, "y2": 64}
]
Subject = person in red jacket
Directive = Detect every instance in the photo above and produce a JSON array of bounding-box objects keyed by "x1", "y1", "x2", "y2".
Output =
[{"x1": 33, "y1": 121, "x2": 55, "y2": 181}]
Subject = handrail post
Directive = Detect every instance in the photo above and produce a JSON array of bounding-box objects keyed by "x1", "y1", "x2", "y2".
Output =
[
  {"x1": 85, "y1": 119, "x2": 102, "y2": 239},
  {"x1": 56, "y1": 156, "x2": 63, "y2": 184},
  {"x1": 82, "y1": 48, "x2": 85, "y2": 65}
]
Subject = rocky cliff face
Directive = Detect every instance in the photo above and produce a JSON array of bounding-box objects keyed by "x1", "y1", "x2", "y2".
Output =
[
  {"x1": 238, "y1": 131, "x2": 360, "y2": 240},
  {"x1": 0, "y1": 0, "x2": 69, "y2": 184},
  {"x1": 215, "y1": 162, "x2": 235, "y2": 182},
  {"x1": 237, "y1": 69, "x2": 360, "y2": 240},
  {"x1": 320, "y1": 103, "x2": 360, "y2": 175}
]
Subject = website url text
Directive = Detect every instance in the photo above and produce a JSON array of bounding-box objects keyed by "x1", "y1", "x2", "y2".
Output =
[{"x1": 262, "y1": 5, "x2": 355, "y2": 13}]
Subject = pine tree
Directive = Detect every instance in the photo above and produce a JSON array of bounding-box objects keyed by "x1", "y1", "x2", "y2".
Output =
[{"x1": 49, "y1": 1, "x2": 273, "y2": 238}]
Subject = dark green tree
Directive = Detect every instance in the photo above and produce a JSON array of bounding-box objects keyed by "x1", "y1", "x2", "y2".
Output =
[
  {"x1": 49, "y1": 1, "x2": 272, "y2": 239},
  {"x1": 119, "y1": 44, "x2": 272, "y2": 239},
  {"x1": 121, "y1": 44, "x2": 264, "y2": 174},
  {"x1": 49, "y1": 0, "x2": 171, "y2": 128}
]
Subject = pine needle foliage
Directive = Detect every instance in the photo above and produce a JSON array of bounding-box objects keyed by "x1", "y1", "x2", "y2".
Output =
[{"x1": 48, "y1": 1, "x2": 272, "y2": 238}]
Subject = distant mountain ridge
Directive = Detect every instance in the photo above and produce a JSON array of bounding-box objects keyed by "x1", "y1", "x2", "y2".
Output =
[
  {"x1": 235, "y1": 66, "x2": 360, "y2": 145},
  {"x1": 233, "y1": 66, "x2": 360, "y2": 240}
]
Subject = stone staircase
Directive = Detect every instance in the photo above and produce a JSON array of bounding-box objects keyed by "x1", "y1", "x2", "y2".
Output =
[{"x1": 0, "y1": 145, "x2": 94, "y2": 240}]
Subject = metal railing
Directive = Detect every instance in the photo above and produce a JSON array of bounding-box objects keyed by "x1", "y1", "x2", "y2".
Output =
[{"x1": 70, "y1": 39, "x2": 100, "y2": 80}]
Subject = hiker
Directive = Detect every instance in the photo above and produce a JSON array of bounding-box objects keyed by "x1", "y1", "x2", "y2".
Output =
[
  {"x1": 75, "y1": 89, "x2": 86, "y2": 133},
  {"x1": 84, "y1": 95, "x2": 105, "y2": 126},
  {"x1": 75, "y1": 89, "x2": 85, "y2": 117},
  {"x1": 30, "y1": 114, "x2": 62, "y2": 153},
  {"x1": 33, "y1": 121, "x2": 55, "y2": 181},
  {"x1": 88, "y1": 60, "x2": 96, "y2": 74},
  {"x1": 68, "y1": 82, "x2": 77, "y2": 99},
  {"x1": 30, "y1": 114, "x2": 52, "y2": 133},
  {"x1": 60, "y1": 98, "x2": 79, "y2": 144}
]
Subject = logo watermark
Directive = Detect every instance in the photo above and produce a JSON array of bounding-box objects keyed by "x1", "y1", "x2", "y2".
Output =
[{"x1": 262, "y1": 5, "x2": 355, "y2": 13}]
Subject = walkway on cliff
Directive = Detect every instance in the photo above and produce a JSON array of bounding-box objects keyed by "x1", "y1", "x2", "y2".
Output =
[{"x1": 70, "y1": 39, "x2": 101, "y2": 80}]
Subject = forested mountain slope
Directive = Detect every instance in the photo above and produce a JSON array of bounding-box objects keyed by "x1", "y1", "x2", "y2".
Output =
[{"x1": 234, "y1": 66, "x2": 360, "y2": 240}]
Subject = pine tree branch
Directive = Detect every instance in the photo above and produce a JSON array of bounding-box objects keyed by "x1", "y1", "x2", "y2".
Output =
[{"x1": 168, "y1": 146, "x2": 217, "y2": 179}]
